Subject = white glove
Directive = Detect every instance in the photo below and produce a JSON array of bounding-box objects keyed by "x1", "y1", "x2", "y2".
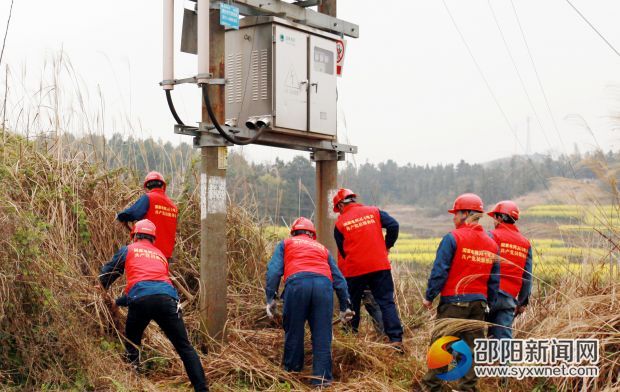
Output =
[
  {"x1": 266, "y1": 300, "x2": 277, "y2": 318},
  {"x1": 339, "y1": 308, "x2": 355, "y2": 323}
]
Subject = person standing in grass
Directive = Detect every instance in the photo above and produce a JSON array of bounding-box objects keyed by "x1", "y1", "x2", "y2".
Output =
[
  {"x1": 264, "y1": 217, "x2": 353, "y2": 387},
  {"x1": 421, "y1": 193, "x2": 500, "y2": 392},
  {"x1": 117, "y1": 171, "x2": 178, "y2": 263},
  {"x1": 332, "y1": 188, "x2": 404, "y2": 352},
  {"x1": 486, "y1": 200, "x2": 533, "y2": 340},
  {"x1": 99, "y1": 219, "x2": 208, "y2": 392}
]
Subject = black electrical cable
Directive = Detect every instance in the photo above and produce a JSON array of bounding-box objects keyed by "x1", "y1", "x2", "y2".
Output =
[
  {"x1": 201, "y1": 84, "x2": 266, "y2": 145},
  {"x1": 165, "y1": 90, "x2": 185, "y2": 126}
]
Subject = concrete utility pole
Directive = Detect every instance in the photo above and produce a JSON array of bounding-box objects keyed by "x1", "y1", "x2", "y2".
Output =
[
  {"x1": 315, "y1": 0, "x2": 339, "y2": 259},
  {"x1": 199, "y1": 9, "x2": 227, "y2": 344}
]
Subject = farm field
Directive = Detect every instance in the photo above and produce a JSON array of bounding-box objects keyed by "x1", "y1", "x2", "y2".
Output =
[
  {"x1": 390, "y1": 235, "x2": 614, "y2": 281},
  {"x1": 523, "y1": 204, "x2": 620, "y2": 235},
  {"x1": 266, "y1": 203, "x2": 619, "y2": 282}
]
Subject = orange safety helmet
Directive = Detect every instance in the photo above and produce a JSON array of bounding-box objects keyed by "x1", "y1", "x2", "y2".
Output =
[
  {"x1": 131, "y1": 219, "x2": 157, "y2": 239},
  {"x1": 448, "y1": 193, "x2": 484, "y2": 214},
  {"x1": 143, "y1": 171, "x2": 166, "y2": 191},
  {"x1": 332, "y1": 188, "x2": 357, "y2": 212},
  {"x1": 290, "y1": 217, "x2": 317, "y2": 238},
  {"x1": 487, "y1": 200, "x2": 520, "y2": 221}
]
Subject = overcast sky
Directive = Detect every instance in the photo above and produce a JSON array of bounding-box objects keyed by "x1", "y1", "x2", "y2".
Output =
[{"x1": 2, "y1": 0, "x2": 620, "y2": 166}]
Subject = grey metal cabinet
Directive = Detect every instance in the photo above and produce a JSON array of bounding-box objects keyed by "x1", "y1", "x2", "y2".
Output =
[{"x1": 225, "y1": 16, "x2": 338, "y2": 139}]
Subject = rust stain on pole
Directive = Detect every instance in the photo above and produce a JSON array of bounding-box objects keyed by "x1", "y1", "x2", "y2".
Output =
[
  {"x1": 318, "y1": 0, "x2": 337, "y2": 17},
  {"x1": 316, "y1": 159, "x2": 338, "y2": 257},
  {"x1": 200, "y1": 10, "x2": 227, "y2": 345}
]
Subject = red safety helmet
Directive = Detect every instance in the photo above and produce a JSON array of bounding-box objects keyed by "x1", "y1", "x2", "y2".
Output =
[
  {"x1": 143, "y1": 171, "x2": 166, "y2": 191},
  {"x1": 448, "y1": 193, "x2": 484, "y2": 214},
  {"x1": 487, "y1": 200, "x2": 520, "y2": 221},
  {"x1": 131, "y1": 219, "x2": 157, "y2": 239},
  {"x1": 290, "y1": 217, "x2": 316, "y2": 238},
  {"x1": 332, "y1": 188, "x2": 357, "y2": 212}
]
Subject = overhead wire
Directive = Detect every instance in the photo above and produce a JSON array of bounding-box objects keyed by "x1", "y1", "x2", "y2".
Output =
[
  {"x1": 483, "y1": 2, "x2": 614, "y2": 273},
  {"x1": 564, "y1": 0, "x2": 620, "y2": 58},
  {"x1": 487, "y1": 1, "x2": 554, "y2": 151},
  {"x1": 510, "y1": 0, "x2": 615, "y2": 234},
  {"x1": 442, "y1": 3, "x2": 619, "y2": 328},
  {"x1": 440, "y1": 0, "x2": 550, "y2": 190},
  {"x1": 509, "y1": 0, "x2": 579, "y2": 178}
]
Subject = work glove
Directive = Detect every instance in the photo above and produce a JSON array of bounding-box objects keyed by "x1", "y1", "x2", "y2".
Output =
[
  {"x1": 339, "y1": 308, "x2": 355, "y2": 323},
  {"x1": 266, "y1": 300, "x2": 277, "y2": 319}
]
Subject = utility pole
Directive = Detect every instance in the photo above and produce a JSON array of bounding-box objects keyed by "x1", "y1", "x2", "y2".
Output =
[
  {"x1": 315, "y1": 0, "x2": 339, "y2": 258},
  {"x1": 199, "y1": 8, "x2": 228, "y2": 344}
]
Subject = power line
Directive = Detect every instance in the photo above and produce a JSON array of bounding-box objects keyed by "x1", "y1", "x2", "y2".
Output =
[
  {"x1": 487, "y1": 0, "x2": 553, "y2": 152},
  {"x1": 565, "y1": 0, "x2": 620, "y2": 58},
  {"x1": 440, "y1": 0, "x2": 550, "y2": 190},
  {"x1": 509, "y1": 0, "x2": 578, "y2": 178}
]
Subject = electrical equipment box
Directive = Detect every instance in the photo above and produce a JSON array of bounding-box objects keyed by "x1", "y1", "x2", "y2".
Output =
[{"x1": 225, "y1": 16, "x2": 338, "y2": 139}]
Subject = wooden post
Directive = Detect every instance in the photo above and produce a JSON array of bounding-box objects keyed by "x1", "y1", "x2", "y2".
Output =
[
  {"x1": 199, "y1": 9, "x2": 227, "y2": 344},
  {"x1": 315, "y1": 0, "x2": 339, "y2": 258}
]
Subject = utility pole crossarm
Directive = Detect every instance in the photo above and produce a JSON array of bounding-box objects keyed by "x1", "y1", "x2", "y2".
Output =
[{"x1": 227, "y1": 0, "x2": 359, "y2": 37}]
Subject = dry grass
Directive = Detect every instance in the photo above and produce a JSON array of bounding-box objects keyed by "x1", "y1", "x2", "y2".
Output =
[
  {"x1": 1, "y1": 53, "x2": 619, "y2": 389},
  {"x1": 1, "y1": 131, "x2": 618, "y2": 392}
]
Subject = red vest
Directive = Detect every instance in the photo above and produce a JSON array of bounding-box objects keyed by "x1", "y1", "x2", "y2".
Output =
[
  {"x1": 441, "y1": 224, "x2": 499, "y2": 298},
  {"x1": 124, "y1": 240, "x2": 172, "y2": 293},
  {"x1": 145, "y1": 189, "x2": 178, "y2": 259},
  {"x1": 490, "y1": 224, "x2": 531, "y2": 299},
  {"x1": 335, "y1": 203, "x2": 390, "y2": 278},
  {"x1": 283, "y1": 235, "x2": 332, "y2": 282}
]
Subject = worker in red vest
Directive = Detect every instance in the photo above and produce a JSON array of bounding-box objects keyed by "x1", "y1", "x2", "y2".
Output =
[
  {"x1": 265, "y1": 217, "x2": 353, "y2": 387},
  {"x1": 117, "y1": 171, "x2": 178, "y2": 261},
  {"x1": 421, "y1": 193, "x2": 499, "y2": 392},
  {"x1": 332, "y1": 188, "x2": 404, "y2": 351},
  {"x1": 486, "y1": 200, "x2": 533, "y2": 340},
  {"x1": 99, "y1": 219, "x2": 208, "y2": 392}
]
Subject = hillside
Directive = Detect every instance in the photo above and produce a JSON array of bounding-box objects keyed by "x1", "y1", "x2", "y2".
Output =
[{"x1": 389, "y1": 176, "x2": 612, "y2": 237}]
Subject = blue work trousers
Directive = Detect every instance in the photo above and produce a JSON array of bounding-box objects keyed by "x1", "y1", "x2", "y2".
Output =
[
  {"x1": 487, "y1": 307, "x2": 516, "y2": 339},
  {"x1": 487, "y1": 292, "x2": 517, "y2": 340},
  {"x1": 346, "y1": 269, "x2": 403, "y2": 342},
  {"x1": 282, "y1": 275, "x2": 334, "y2": 386}
]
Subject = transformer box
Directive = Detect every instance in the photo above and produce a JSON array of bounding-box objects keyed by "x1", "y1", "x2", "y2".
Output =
[{"x1": 225, "y1": 16, "x2": 338, "y2": 139}]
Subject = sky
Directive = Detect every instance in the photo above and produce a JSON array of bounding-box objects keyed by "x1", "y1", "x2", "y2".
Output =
[{"x1": 2, "y1": 0, "x2": 620, "y2": 166}]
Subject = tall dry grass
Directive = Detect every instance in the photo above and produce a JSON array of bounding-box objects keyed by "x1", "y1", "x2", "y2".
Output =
[
  {"x1": 1, "y1": 130, "x2": 618, "y2": 391},
  {"x1": 0, "y1": 53, "x2": 618, "y2": 391}
]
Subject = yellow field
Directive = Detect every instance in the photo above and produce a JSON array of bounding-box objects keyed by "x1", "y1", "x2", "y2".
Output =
[
  {"x1": 524, "y1": 204, "x2": 619, "y2": 224},
  {"x1": 390, "y1": 237, "x2": 612, "y2": 278},
  {"x1": 266, "y1": 225, "x2": 614, "y2": 280}
]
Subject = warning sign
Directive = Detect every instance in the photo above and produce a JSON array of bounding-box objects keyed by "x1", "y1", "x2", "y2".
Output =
[{"x1": 336, "y1": 39, "x2": 346, "y2": 76}]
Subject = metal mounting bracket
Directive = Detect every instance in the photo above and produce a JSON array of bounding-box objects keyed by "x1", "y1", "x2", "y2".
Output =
[
  {"x1": 293, "y1": 1, "x2": 321, "y2": 8},
  {"x1": 175, "y1": 122, "x2": 357, "y2": 155},
  {"x1": 160, "y1": 75, "x2": 225, "y2": 87},
  {"x1": 311, "y1": 150, "x2": 344, "y2": 162}
]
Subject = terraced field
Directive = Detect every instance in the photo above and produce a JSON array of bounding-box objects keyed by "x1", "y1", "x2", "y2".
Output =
[{"x1": 524, "y1": 204, "x2": 620, "y2": 235}]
